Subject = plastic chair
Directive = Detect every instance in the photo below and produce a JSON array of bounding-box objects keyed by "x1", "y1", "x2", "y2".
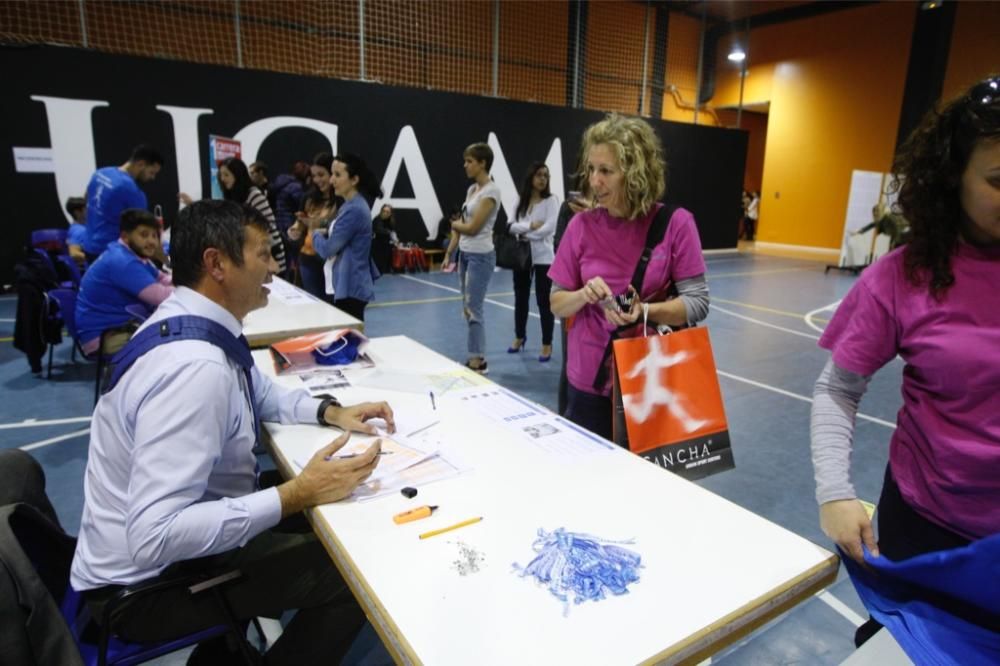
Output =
[
  {"x1": 34, "y1": 248, "x2": 76, "y2": 289},
  {"x1": 45, "y1": 289, "x2": 128, "y2": 403},
  {"x1": 57, "y1": 254, "x2": 84, "y2": 289},
  {"x1": 2, "y1": 482, "x2": 262, "y2": 666},
  {"x1": 32, "y1": 228, "x2": 69, "y2": 253}
]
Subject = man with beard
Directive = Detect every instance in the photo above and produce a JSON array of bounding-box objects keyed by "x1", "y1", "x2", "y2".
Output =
[{"x1": 75, "y1": 208, "x2": 173, "y2": 354}]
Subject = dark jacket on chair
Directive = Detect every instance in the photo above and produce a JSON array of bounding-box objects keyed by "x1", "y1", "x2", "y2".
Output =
[
  {"x1": 13, "y1": 253, "x2": 62, "y2": 374},
  {"x1": 0, "y1": 450, "x2": 83, "y2": 666}
]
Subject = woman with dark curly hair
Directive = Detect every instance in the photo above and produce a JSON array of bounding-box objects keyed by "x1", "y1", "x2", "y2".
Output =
[{"x1": 810, "y1": 76, "x2": 999, "y2": 644}]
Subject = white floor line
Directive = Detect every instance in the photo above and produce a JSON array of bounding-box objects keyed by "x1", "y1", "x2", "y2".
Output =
[
  {"x1": 716, "y1": 370, "x2": 896, "y2": 429},
  {"x1": 805, "y1": 300, "x2": 841, "y2": 334},
  {"x1": 399, "y1": 273, "x2": 559, "y2": 322},
  {"x1": 711, "y1": 304, "x2": 821, "y2": 341},
  {"x1": 0, "y1": 318, "x2": 15, "y2": 322},
  {"x1": 0, "y1": 416, "x2": 92, "y2": 430},
  {"x1": 816, "y1": 590, "x2": 866, "y2": 627},
  {"x1": 19, "y1": 427, "x2": 91, "y2": 451}
]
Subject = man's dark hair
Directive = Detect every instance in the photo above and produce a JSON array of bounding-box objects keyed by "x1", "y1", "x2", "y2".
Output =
[
  {"x1": 129, "y1": 144, "x2": 164, "y2": 166},
  {"x1": 170, "y1": 200, "x2": 270, "y2": 288},
  {"x1": 119, "y1": 208, "x2": 159, "y2": 234},
  {"x1": 65, "y1": 196, "x2": 86, "y2": 217}
]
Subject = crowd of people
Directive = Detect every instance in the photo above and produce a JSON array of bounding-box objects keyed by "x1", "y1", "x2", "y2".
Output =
[{"x1": 14, "y1": 75, "x2": 998, "y2": 661}]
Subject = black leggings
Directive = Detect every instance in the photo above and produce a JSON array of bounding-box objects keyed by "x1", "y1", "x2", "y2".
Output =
[{"x1": 512, "y1": 265, "x2": 554, "y2": 345}]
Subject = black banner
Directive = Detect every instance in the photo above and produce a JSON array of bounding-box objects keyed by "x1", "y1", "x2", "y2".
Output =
[{"x1": 0, "y1": 45, "x2": 746, "y2": 286}]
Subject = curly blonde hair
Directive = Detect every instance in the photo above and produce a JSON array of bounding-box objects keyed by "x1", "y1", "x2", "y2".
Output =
[{"x1": 580, "y1": 113, "x2": 667, "y2": 220}]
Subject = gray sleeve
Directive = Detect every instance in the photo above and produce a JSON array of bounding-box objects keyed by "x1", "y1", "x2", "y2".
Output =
[
  {"x1": 810, "y1": 358, "x2": 872, "y2": 505},
  {"x1": 675, "y1": 274, "x2": 709, "y2": 324}
]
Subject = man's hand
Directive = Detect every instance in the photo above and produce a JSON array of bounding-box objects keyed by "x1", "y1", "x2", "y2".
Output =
[
  {"x1": 820, "y1": 499, "x2": 879, "y2": 565},
  {"x1": 324, "y1": 401, "x2": 396, "y2": 435},
  {"x1": 278, "y1": 433, "x2": 381, "y2": 515}
]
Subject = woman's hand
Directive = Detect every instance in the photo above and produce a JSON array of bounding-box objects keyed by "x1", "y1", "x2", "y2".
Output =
[
  {"x1": 819, "y1": 499, "x2": 879, "y2": 565},
  {"x1": 177, "y1": 192, "x2": 193, "y2": 206},
  {"x1": 530, "y1": 220, "x2": 544, "y2": 231},
  {"x1": 581, "y1": 276, "x2": 612, "y2": 305},
  {"x1": 602, "y1": 287, "x2": 641, "y2": 327}
]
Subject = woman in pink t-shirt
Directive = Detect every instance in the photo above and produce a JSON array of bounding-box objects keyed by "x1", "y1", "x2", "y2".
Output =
[
  {"x1": 811, "y1": 77, "x2": 1000, "y2": 643},
  {"x1": 549, "y1": 114, "x2": 709, "y2": 440}
]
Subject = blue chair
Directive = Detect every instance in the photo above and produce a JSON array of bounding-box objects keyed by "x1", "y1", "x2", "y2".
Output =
[
  {"x1": 31, "y1": 228, "x2": 69, "y2": 253},
  {"x1": 57, "y1": 254, "x2": 85, "y2": 289},
  {"x1": 46, "y1": 288, "x2": 137, "y2": 404},
  {"x1": 0, "y1": 449, "x2": 263, "y2": 666},
  {"x1": 34, "y1": 248, "x2": 76, "y2": 290}
]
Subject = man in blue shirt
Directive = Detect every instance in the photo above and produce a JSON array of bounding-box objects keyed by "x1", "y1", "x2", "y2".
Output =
[
  {"x1": 75, "y1": 209, "x2": 173, "y2": 354},
  {"x1": 64, "y1": 196, "x2": 88, "y2": 268},
  {"x1": 71, "y1": 200, "x2": 395, "y2": 665},
  {"x1": 83, "y1": 144, "x2": 164, "y2": 262}
]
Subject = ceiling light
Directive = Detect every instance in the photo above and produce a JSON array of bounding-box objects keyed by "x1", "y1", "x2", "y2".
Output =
[{"x1": 728, "y1": 48, "x2": 746, "y2": 63}]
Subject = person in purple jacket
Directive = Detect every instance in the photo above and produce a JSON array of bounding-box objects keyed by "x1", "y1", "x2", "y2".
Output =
[
  {"x1": 548, "y1": 114, "x2": 709, "y2": 440},
  {"x1": 810, "y1": 76, "x2": 1000, "y2": 646}
]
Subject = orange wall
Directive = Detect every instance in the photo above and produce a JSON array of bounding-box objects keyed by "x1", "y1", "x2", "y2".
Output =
[
  {"x1": 941, "y1": 1, "x2": 1000, "y2": 102},
  {"x1": 712, "y1": 3, "x2": 916, "y2": 249}
]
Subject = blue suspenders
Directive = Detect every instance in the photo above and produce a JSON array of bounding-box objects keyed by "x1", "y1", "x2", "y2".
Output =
[{"x1": 103, "y1": 315, "x2": 260, "y2": 447}]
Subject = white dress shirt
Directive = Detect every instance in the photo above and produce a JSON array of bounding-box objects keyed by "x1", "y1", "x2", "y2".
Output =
[{"x1": 71, "y1": 287, "x2": 322, "y2": 590}]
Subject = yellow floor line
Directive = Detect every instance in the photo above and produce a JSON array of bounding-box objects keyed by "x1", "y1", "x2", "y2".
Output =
[{"x1": 712, "y1": 297, "x2": 830, "y2": 324}]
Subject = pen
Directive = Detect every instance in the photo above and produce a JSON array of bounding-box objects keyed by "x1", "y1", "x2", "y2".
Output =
[
  {"x1": 429, "y1": 390, "x2": 437, "y2": 411},
  {"x1": 405, "y1": 421, "x2": 440, "y2": 438},
  {"x1": 418, "y1": 516, "x2": 483, "y2": 540},
  {"x1": 334, "y1": 451, "x2": 394, "y2": 460}
]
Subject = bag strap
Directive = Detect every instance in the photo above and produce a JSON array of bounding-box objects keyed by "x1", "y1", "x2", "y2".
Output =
[{"x1": 592, "y1": 204, "x2": 676, "y2": 392}]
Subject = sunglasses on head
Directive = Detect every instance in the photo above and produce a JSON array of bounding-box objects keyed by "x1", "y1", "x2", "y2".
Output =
[{"x1": 968, "y1": 77, "x2": 999, "y2": 106}]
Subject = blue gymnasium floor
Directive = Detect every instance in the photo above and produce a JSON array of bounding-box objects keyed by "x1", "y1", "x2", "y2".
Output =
[{"x1": 0, "y1": 250, "x2": 900, "y2": 664}]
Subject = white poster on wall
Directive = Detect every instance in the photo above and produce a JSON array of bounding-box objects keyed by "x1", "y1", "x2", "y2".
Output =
[{"x1": 837, "y1": 170, "x2": 897, "y2": 268}]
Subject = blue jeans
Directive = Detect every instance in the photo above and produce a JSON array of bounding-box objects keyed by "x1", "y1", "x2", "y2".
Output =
[{"x1": 459, "y1": 250, "x2": 495, "y2": 357}]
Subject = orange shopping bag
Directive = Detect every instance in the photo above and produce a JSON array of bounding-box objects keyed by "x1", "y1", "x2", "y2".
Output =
[{"x1": 612, "y1": 327, "x2": 734, "y2": 480}]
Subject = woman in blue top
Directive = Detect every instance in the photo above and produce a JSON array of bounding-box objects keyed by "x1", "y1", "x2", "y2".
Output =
[{"x1": 311, "y1": 153, "x2": 382, "y2": 321}]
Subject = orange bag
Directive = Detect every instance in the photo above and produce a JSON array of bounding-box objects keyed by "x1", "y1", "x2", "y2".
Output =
[{"x1": 612, "y1": 327, "x2": 734, "y2": 479}]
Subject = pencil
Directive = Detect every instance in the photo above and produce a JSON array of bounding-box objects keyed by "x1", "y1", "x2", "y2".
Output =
[{"x1": 418, "y1": 516, "x2": 483, "y2": 539}]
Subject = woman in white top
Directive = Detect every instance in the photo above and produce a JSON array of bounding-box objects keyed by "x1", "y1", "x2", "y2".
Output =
[
  {"x1": 507, "y1": 162, "x2": 560, "y2": 362},
  {"x1": 444, "y1": 142, "x2": 500, "y2": 373}
]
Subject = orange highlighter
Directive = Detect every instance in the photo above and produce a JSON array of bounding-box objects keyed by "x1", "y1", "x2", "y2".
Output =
[{"x1": 393, "y1": 505, "x2": 439, "y2": 525}]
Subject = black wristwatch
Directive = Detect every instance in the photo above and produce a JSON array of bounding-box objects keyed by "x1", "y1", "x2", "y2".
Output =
[{"x1": 315, "y1": 394, "x2": 342, "y2": 426}]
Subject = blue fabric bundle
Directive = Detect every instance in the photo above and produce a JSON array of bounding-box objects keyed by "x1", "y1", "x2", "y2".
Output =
[
  {"x1": 311, "y1": 333, "x2": 360, "y2": 366},
  {"x1": 513, "y1": 527, "x2": 642, "y2": 615},
  {"x1": 843, "y1": 532, "x2": 1000, "y2": 665}
]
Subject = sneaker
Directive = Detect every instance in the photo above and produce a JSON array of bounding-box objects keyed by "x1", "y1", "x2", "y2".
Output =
[{"x1": 465, "y1": 359, "x2": 489, "y2": 375}]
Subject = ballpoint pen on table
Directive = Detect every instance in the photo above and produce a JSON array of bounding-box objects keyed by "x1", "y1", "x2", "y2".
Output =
[
  {"x1": 429, "y1": 391, "x2": 437, "y2": 410},
  {"x1": 335, "y1": 451, "x2": 394, "y2": 460}
]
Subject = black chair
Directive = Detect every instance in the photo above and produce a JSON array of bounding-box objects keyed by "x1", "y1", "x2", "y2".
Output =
[{"x1": 0, "y1": 449, "x2": 263, "y2": 666}]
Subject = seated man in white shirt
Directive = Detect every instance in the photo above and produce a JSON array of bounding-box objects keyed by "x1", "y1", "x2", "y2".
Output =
[{"x1": 70, "y1": 199, "x2": 395, "y2": 665}]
